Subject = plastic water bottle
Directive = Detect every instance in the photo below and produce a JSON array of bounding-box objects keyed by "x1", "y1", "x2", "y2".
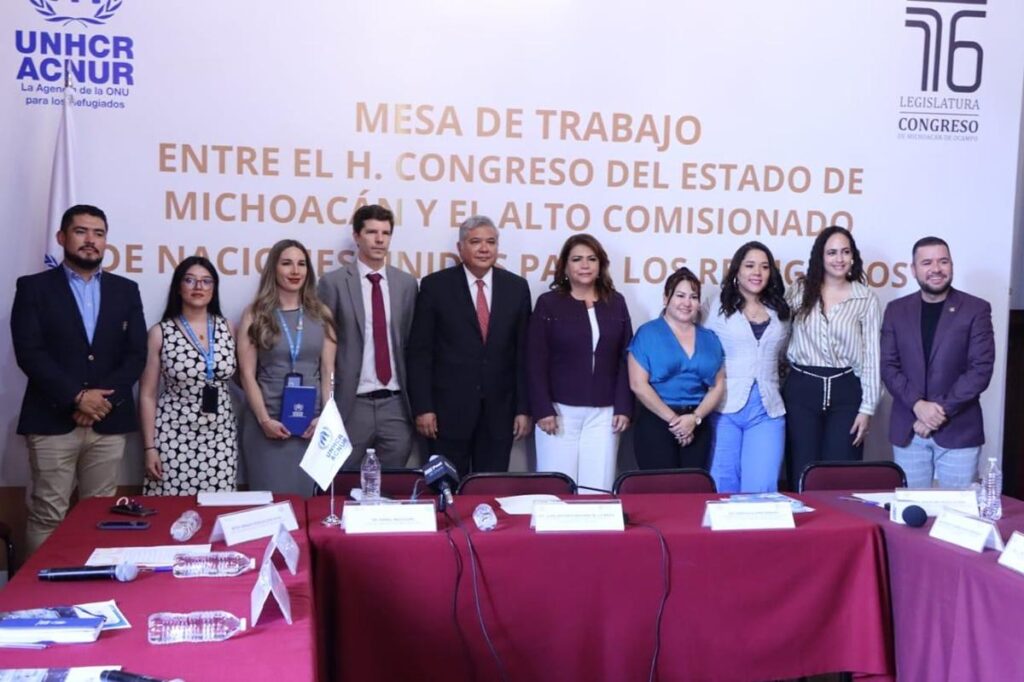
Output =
[
  {"x1": 147, "y1": 611, "x2": 247, "y2": 644},
  {"x1": 170, "y1": 510, "x2": 202, "y2": 542},
  {"x1": 361, "y1": 448, "x2": 381, "y2": 502},
  {"x1": 981, "y1": 457, "x2": 1003, "y2": 521},
  {"x1": 172, "y1": 551, "x2": 255, "y2": 578},
  {"x1": 473, "y1": 503, "x2": 497, "y2": 531}
]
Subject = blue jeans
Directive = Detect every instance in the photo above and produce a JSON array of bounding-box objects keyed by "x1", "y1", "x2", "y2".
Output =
[
  {"x1": 893, "y1": 436, "x2": 980, "y2": 489},
  {"x1": 710, "y1": 384, "x2": 785, "y2": 493}
]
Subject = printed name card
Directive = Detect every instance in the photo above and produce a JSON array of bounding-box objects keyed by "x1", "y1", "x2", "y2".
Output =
[
  {"x1": 702, "y1": 501, "x2": 795, "y2": 531},
  {"x1": 210, "y1": 501, "x2": 299, "y2": 546},
  {"x1": 261, "y1": 523, "x2": 300, "y2": 575},
  {"x1": 342, "y1": 500, "x2": 437, "y2": 534},
  {"x1": 929, "y1": 509, "x2": 1004, "y2": 553},
  {"x1": 250, "y1": 556, "x2": 292, "y2": 626},
  {"x1": 531, "y1": 500, "x2": 624, "y2": 532},
  {"x1": 890, "y1": 488, "x2": 979, "y2": 523},
  {"x1": 997, "y1": 532, "x2": 1024, "y2": 576}
]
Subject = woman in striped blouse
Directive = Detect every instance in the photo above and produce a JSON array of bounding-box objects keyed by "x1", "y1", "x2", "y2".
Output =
[{"x1": 783, "y1": 226, "x2": 881, "y2": 489}]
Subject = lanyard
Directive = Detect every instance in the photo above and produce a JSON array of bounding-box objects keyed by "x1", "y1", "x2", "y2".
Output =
[
  {"x1": 276, "y1": 308, "x2": 304, "y2": 373},
  {"x1": 179, "y1": 315, "x2": 216, "y2": 382}
]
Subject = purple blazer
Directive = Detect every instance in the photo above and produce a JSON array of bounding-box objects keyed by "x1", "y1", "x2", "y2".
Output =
[
  {"x1": 527, "y1": 290, "x2": 634, "y2": 419},
  {"x1": 880, "y1": 288, "x2": 994, "y2": 448}
]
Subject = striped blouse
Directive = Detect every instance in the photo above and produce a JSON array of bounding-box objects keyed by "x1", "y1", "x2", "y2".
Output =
[{"x1": 785, "y1": 279, "x2": 882, "y2": 415}]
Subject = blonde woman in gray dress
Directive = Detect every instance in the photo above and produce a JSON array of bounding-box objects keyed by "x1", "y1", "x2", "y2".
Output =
[{"x1": 238, "y1": 240, "x2": 337, "y2": 496}]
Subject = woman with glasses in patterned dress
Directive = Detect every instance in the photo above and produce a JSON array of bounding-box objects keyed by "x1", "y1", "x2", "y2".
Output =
[{"x1": 139, "y1": 256, "x2": 239, "y2": 495}]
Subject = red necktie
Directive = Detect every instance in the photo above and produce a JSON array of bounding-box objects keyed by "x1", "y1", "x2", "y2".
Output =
[
  {"x1": 475, "y1": 279, "x2": 489, "y2": 342},
  {"x1": 366, "y1": 273, "x2": 392, "y2": 385}
]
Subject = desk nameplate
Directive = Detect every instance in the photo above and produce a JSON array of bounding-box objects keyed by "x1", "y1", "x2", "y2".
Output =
[
  {"x1": 702, "y1": 501, "x2": 795, "y2": 531},
  {"x1": 343, "y1": 500, "x2": 438, "y2": 534},
  {"x1": 532, "y1": 500, "x2": 624, "y2": 532},
  {"x1": 210, "y1": 501, "x2": 299, "y2": 546},
  {"x1": 929, "y1": 509, "x2": 1004, "y2": 553},
  {"x1": 998, "y1": 531, "x2": 1024, "y2": 575}
]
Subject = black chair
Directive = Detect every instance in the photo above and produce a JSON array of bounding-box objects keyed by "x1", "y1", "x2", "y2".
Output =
[
  {"x1": 325, "y1": 468, "x2": 427, "y2": 498},
  {"x1": 457, "y1": 472, "x2": 577, "y2": 496},
  {"x1": 0, "y1": 521, "x2": 16, "y2": 578},
  {"x1": 613, "y1": 468, "x2": 717, "y2": 494},
  {"x1": 798, "y1": 461, "x2": 908, "y2": 493}
]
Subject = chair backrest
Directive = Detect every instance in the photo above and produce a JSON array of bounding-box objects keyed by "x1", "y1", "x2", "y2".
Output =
[
  {"x1": 613, "y1": 468, "x2": 717, "y2": 494},
  {"x1": 326, "y1": 468, "x2": 426, "y2": 498},
  {"x1": 457, "y1": 472, "x2": 577, "y2": 496},
  {"x1": 798, "y1": 461, "x2": 907, "y2": 493}
]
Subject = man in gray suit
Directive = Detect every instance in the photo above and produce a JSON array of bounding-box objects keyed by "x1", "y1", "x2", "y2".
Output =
[{"x1": 318, "y1": 204, "x2": 418, "y2": 468}]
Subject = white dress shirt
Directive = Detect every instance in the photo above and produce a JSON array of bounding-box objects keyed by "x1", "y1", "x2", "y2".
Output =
[{"x1": 463, "y1": 265, "x2": 493, "y2": 311}]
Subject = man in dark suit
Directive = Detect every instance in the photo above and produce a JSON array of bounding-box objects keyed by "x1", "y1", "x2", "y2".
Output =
[
  {"x1": 407, "y1": 215, "x2": 532, "y2": 476},
  {"x1": 318, "y1": 204, "x2": 418, "y2": 469},
  {"x1": 11, "y1": 205, "x2": 147, "y2": 552},
  {"x1": 880, "y1": 236, "x2": 994, "y2": 489}
]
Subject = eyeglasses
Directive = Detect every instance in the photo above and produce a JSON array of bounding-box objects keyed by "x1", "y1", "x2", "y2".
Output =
[{"x1": 182, "y1": 276, "x2": 215, "y2": 289}]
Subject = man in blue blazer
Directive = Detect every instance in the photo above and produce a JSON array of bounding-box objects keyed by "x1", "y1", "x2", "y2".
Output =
[
  {"x1": 407, "y1": 215, "x2": 532, "y2": 476},
  {"x1": 11, "y1": 205, "x2": 147, "y2": 552},
  {"x1": 880, "y1": 236, "x2": 994, "y2": 489}
]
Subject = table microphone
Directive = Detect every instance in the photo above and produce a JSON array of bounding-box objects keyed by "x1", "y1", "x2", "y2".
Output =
[
  {"x1": 423, "y1": 454, "x2": 459, "y2": 507},
  {"x1": 902, "y1": 505, "x2": 928, "y2": 528},
  {"x1": 38, "y1": 563, "x2": 139, "y2": 582}
]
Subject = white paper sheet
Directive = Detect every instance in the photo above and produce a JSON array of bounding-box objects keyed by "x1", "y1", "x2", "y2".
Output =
[
  {"x1": 496, "y1": 494, "x2": 562, "y2": 515},
  {"x1": 853, "y1": 492, "x2": 897, "y2": 504},
  {"x1": 85, "y1": 544, "x2": 211, "y2": 568},
  {"x1": 198, "y1": 491, "x2": 274, "y2": 506}
]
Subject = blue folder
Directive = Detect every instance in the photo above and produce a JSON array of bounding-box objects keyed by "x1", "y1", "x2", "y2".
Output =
[{"x1": 280, "y1": 385, "x2": 317, "y2": 435}]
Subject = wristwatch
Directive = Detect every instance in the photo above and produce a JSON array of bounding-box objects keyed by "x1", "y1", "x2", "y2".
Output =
[{"x1": 693, "y1": 414, "x2": 703, "y2": 426}]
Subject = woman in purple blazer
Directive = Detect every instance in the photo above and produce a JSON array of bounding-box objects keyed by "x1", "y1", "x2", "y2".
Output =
[{"x1": 528, "y1": 235, "x2": 634, "y2": 492}]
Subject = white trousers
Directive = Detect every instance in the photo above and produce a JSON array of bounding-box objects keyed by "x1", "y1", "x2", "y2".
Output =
[{"x1": 534, "y1": 404, "x2": 618, "y2": 493}]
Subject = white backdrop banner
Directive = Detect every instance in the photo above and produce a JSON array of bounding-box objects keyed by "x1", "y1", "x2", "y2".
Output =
[{"x1": 2, "y1": 0, "x2": 1022, "y2": 485}]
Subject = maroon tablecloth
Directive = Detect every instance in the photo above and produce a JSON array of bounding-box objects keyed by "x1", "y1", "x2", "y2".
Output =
[
  {"x1": 308, "y1": 494, "x2": 894, "y2": 682},
  {"x1": 0, "y1": 496, "x2": 316, "y2": 682},
  {"x1": 807, "y1": 492, "x2": 1024, "y2": 682}
]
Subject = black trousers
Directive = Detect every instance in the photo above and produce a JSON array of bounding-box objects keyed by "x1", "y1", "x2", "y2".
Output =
[
  {"x1": 633, "y1": 403, "x2": 712, "y2": 470},
  {"x1": 783, "y1": 366, "x2": 864, "y2": 489},
  {"x1": 432, "y1": 400, "x2": 513, "y2": 478}
]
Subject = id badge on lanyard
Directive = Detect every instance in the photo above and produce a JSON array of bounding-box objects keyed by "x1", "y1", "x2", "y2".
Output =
[
  {"x1": 277, "y1": 309, "x2": 305, "y2": 390},
  {"x1": 180, "y1": 315, "x2": 218, "y2": 415}
]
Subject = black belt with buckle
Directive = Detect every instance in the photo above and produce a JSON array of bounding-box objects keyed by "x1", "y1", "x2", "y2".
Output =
[{"x1": 357, "y1": 389, "x2": 401, "y2": 400}]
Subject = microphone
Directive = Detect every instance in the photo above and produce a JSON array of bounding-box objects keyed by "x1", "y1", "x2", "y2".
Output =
[
  {"x1": 38, "y1": 563, "x2": 139, "y2": 582},
  {"x1": 423, "y1": 454, "x2": 459, "y2": 508},
  {"x1": 902, "y1": 505, "x2": 928, "y2": 528}
]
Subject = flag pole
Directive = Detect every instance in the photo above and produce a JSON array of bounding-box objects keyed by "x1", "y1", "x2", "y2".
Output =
[{"x1": 321, "y1": 371, "x2": 342, "y2": 527}]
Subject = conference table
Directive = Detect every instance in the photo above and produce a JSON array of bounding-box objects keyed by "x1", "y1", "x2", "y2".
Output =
[
  {"x1": 308, "y1": 493, "x2": 895, "y2": 682},
  {"x1": 0, "y1": 496, "x2": 316, "y2": 682},
  {"x1": 807, "y1": 492, "x2": 1024, "y2": 682}
]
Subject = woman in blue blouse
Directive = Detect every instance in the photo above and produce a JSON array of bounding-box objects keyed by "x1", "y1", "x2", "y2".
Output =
[
  {"x1": 705, "y1": 241, "x2": 790, "y2": 492},
  {"x1": 528, "y1": 234, "x2": 633, "y2": 492},
  {"x1": 628, "y1": 267, "x2": 725, "y2": 470}
]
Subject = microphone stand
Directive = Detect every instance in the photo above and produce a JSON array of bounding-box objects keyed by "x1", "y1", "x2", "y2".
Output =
[{"x1": 321, "y1": 372, "x2": 343, "y2": 527}]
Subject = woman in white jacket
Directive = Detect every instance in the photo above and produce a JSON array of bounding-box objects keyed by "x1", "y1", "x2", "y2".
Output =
[{"x1": 705, "y1": 242, "x2": 790, "y2": 492}]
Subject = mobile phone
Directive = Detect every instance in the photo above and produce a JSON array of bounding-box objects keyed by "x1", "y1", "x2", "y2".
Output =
[{"x1": 97, "y1": 520, "x2": 150, "y2": 530}]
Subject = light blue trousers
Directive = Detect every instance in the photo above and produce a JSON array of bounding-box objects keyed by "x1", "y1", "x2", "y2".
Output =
[
  {"x1": 710, "y1": 384, "x2": 785, "y2": 493},
  {"x1": 893, "y1": 436, "x2": 980, "y2": 489}
]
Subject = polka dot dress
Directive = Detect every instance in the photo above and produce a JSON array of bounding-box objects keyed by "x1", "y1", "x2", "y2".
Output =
[{"x1": 144, "y1": 316, "x2": 238, "y2": 495}]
